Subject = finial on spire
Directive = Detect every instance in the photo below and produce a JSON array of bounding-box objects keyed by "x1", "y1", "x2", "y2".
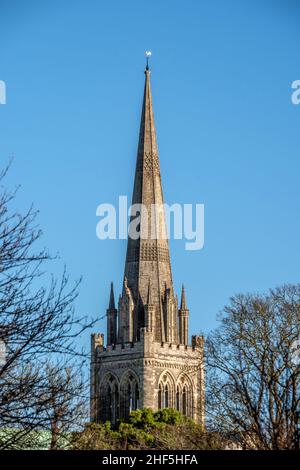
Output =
[
  {"x1": 145, "y1": 50, "x2": 152, "y2": 71},
  {"x1": 180, "y1": 284, "x2": 187, "y2": 310},
  {"x1": 108, "y1": 282, "x2": 116, "y2": 310}
]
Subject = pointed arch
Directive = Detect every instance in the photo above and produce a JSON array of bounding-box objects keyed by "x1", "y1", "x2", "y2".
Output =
[
  {"x1": 120, "y1": 369, "x2": 140, "y2": 420},
  {"x1": 176, "y1": 373, "x2": 194, "y2": 418},
  {"x1": 99, "y1": 372, "x2": 120, "y2": 424},
  {"x1": 157, "y1": 370, "x2": 176, "y2": 410}
]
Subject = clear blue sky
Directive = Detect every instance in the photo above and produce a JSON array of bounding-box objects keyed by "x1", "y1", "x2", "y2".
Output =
[{"x1": 0, "y1": 0, "x2": 300, "y2": 349}]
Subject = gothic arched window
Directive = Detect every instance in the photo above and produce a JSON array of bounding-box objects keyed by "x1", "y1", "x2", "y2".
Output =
[
  {"x1": 177, "y1": 374, "x2": 193, "y2": 418},
  {"x1": 120, "y1": 371, "x2": 140, "y2": 420},
  {"x1": 158, "y1": 372, "x2": 175, "y2": 410},
  {"x1": 100, "y1": 374, "x2": 119, "y2": 424}
]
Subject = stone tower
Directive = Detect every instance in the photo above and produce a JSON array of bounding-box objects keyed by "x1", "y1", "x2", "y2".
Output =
[{"x1": 90, "y1": 63, "x2": 205, "y2": 426}]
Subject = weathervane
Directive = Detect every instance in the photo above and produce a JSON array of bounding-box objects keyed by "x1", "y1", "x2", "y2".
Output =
[{"x1": 145, "y1": 50, "x2": 152, "y2": 70}]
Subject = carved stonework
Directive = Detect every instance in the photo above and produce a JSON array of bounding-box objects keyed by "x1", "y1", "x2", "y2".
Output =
[
  {"x1": 144, "y1": 152, "x2": 160, "y2": 175},
  {"x1": 126, "y1": 243, "x2": 170, "y2": 264},
  {"x1": 144, "y1": 359, "x2": 200, "y2": 372}
]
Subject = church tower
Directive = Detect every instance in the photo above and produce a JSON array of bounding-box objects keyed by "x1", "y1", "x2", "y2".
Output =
[{"x1": 90, "y1": 62, "x2": 205, "y2": 426}]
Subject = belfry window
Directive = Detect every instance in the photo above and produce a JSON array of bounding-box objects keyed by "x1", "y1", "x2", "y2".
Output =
[
  {"x1": 158, "y1": 374, "x2": 175, "y2": 410},
  {"x1": 121, "y1": 373, "x2": 140, "y2": 419},
  {"x1": 101, "y1": 375, "x2": 120, "y2": 425}
]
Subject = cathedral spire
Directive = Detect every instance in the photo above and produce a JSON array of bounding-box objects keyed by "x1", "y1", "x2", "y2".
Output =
[{"x1": 122, "y1": 62, "x2": 174, "y2": 342}]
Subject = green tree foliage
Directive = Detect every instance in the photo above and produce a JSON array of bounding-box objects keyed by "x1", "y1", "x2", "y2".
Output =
[{"x1": 72, "y1": 409, "x2": 224, "y2": 450}]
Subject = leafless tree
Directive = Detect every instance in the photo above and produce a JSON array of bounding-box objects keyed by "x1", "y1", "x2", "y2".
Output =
[
  {"x1": 35, "y1": 361, "x2": 88, "y2": 450},
  {"x1": 206, "y1": 284, "x2": 300, "y2": 450},
  {"x1": 0, "y1": 163, "x2": 94, "y2": 449}
]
